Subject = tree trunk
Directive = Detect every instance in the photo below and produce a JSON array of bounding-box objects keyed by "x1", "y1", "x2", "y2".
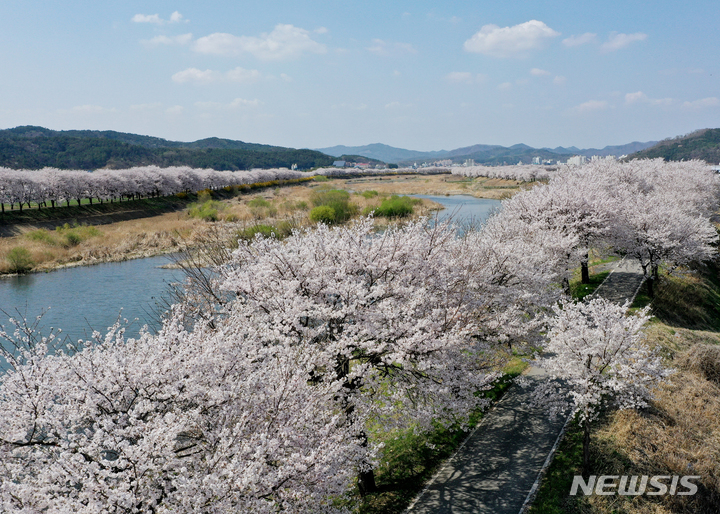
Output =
[
  {"x1": 358, "y1": 468, "x2": 378, "y2": 496},
  {"x1": 583, "y1": 422, "x2": 591, "y2": 477},
  {"x1": 562, "y1": 276, "x2": 571, "y2": 296},
  {"x1": 581, "y1": 253, "x2": 590, "y2": 284},
  {"x1": 646, "y1": 276, "x2": 654, "y2": 298}
]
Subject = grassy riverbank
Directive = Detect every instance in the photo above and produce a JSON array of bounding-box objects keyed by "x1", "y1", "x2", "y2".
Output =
[
  {"x1": 0, "y1": 173, "x2": 523, "y2": 275},
  {"x1": 530, "y1": 261, "x2": 720, "y2": 514}
]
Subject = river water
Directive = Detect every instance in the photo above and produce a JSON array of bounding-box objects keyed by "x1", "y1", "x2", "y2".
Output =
[{"x1": 0, "y1": 195, "x2": 501, "y2": 352}]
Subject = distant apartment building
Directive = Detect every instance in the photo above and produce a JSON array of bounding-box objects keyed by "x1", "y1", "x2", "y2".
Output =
[
  {"x1": 463, "y1": 158, "x2": 475, "y2": 167},
  {"x1": 566, "y1": 155, "x2": 587, "y2": 166},
  {"x1": 532, "y1": 156, "x2": 541, "y2": 165},
  {"x1": 590, "y1": 155, "x2": 617, "y2": 162}
]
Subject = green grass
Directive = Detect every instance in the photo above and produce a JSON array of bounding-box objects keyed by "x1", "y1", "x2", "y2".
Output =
[
  {"x1": 5, "y1": 246, "x2": 34, "y2": 273},
  {"x1": 365, "y1": 195, "x2": 421, "y2": 218},
  {"x1": 351, "y1": 357, "x2": 529, "y2": 513},
  {"x1": 310, "y1": 189, "x2": 357, "y2": 223},
  {"x1": 528, "y1": 420, "x2": 586, "y2": 514},
  {"x1": 236, "y1": 222, "x2": 293, "y2": 241},
  {"x1": 25, "y1": 223, "x2": 103, "y2": 248},
  {"x1": 569, "y1": 271, "x2": 610, "y2": 300},
  {"x1": 1, "y1": 195, "x2": 192, "y2": 225},
  {"x1": 631, "y1": 261, "x2": 720, "y2": 331}
]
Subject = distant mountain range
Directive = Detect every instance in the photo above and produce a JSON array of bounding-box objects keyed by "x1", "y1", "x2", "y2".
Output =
[
  {"x1": 0, "y1": 126, "x2": 333, "y2": 170},
  {"x1": 6, "y1": 124, "x2": 717, "y2": 171},
  {"x1": 317, "y1": 141, "x2": 659, "y2": 165}
]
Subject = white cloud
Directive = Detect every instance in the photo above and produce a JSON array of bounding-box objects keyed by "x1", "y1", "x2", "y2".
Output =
[
  {"x1": 445, "y1": 72, "x2": 486, "y2": 84},
  {"x1": 132, "y1": 14, "x2": 162, "y2": 24},
  {"x1": 463, "y1": 20, "x2": 560, "y2": 58},
  {"x1": 682, "y1": 97, "x2": 720, "y2": 110},
  {"x1": 600, "y1": 32, "x2": 647, "y2": 52},
  {"x1": 143, "y1": 33, "x2": 193, "y2": 46},
  {"x1": 166, "y1": 105, "x2": 184, "y2": 115},
  {"x1": 172, "y1": 68, "x2": 219, "y2": 84},
  {"x1": 553, "y1": 75, "x2": 566, "y2": 85},
  {"x1": 132, "y1": 12, "x2": 186, "y2": 25},
  {"x1": 571, "y1": 100, "x2": 609, "y2": 114},
  {"x1": 172, "y1": 67, "x2": 263, "y2": 85},
  {"x1": 314, "y1": 27, "x2": 329, "y2": 34},
  {"x1": 367, "y1": 39, "x2": 417, "y2": 56},
  {"x1": 194, "y1": 24, "x2": 326, "y2": 60},
  {"x1": 530, "y1": 68, "x2": 550, "y2": 76},
  {"x1": 497, "y1": 82, "x2": 513, "y2": 91},
  {"x1": 226, "y1": 67, "x2": 261, "y2": 83},
  {"x1": 280, "y1": 73, "x2": 293, "y2": 82},
  {"x1": 562, "y1": 33, "x2": 597, "y2": 47},
  {"x1": 229, "y1": 98, "x2": 262, "y2": 108},
  {"x1": 130, "y1": 103, "x2": 163, "y2": 111},
  {"x1": 625, "y1": 91, "x2": 672, "y2": 106}
]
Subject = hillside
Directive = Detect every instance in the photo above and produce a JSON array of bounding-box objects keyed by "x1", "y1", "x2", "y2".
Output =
[
  {"x1": 0, "y1": 126, "x2": 334, "y2": 170},
  {"x1": 319, "y1": 140, "x2": 657, "y2": 166},
  {"x1": 628, "y1": 128, "x2": 720, "y2": 163}
]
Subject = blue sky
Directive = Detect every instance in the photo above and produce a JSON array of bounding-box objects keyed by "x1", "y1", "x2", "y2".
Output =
[{"x1": 1, "y1": 1, "x2": 718, "y2": 151}]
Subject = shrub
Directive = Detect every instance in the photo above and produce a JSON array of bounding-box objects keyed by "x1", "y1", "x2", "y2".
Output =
[
  {"x1": 360, "y1": 190, "x2": 379, "y2": 199},
  {"x1": 188, "y1": 203, "x2": 219, "y2": 221},
  {"x1": 6, "y1": 247, "x2": 34, "y2": 273},
  {"x1": 26, "y1": 229, "x2": 56, "y2": 245},
  {"x1": 64, "y1": 232, "x2": 82, "y2": 247},
  {"x1": 371, "y1": 195, "x2": 421, "y2": 218},
  {"x1": 248, "y1": 197, "x2": 272, "y2": 209},
  {"x1": 309, "y1": 205, "x2": 337, "y2": 224},
  {"x1": 313, "y1": 175, "x2": 329, "y2": 182},
  {"x1": 310, "y1": 190, "x2": 357, "y2": 222},
  {"x1": 50, "y1": 223, "x2": 103, "y2": 248},
  {"x1": 237, "y1": 222, "x2": 293, "y2": 241},
  {"x1": 188, "y1": 197, "x2": 226, "y2": 222}
]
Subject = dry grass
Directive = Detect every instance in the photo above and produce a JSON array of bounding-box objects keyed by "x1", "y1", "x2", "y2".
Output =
[
  {"x1": 330, "y1": 173, "x2": 525, "y2": 199},
  {"x1": 1, "y1": 176, "x2": 463, "y2": 274},
  {"x1": 532, "y1": 262, "x2": 720, "y2": 514}
]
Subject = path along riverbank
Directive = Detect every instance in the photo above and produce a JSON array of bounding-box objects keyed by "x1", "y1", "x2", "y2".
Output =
[{"x1": 406, "y1": 258, "x2": 646, "y2": 514}]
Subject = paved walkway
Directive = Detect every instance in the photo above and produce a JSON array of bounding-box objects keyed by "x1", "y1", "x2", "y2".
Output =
[
  {"x1": 590, "y1": 258, "x2": 645, "y2": 305},
  {"x1": 406, "y1": 258, "x2": 646, "y2": 514}
]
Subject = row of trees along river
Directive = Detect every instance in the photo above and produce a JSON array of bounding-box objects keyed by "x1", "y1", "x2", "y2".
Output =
[{"x1": 0, "y1": 158, "x2": 717, "y2": 512}]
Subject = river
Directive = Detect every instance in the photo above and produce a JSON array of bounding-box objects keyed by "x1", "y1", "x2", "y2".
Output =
[{"x1": 0, "y1": 195, "x2": 501, "y2": 353}]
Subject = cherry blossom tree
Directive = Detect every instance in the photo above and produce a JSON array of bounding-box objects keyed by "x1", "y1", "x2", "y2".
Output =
[
  {"x1": 0, "y1": 310, "x2": 362, "y2": 513},
  {"x1": 217, "y1": 217, "x2": 508, "y2": 493},
  {"x1": 528, "y1": 298, "x2": 670, "y2": 474}
]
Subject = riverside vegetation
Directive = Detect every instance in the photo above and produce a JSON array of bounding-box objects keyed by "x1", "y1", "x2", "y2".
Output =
[
  {"x1": 1, "y1": 172, "x2": 514, "y2": 274},
  {"x1": 0, "y1": 160, "x2": 718, "y2": 513}
]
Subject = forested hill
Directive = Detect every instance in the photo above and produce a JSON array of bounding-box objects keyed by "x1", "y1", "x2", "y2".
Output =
[
  {"x1": 628, "y1": 128, "x2": 720, "y2": 164},
  {"x1": 0, "y1": 126, "x2": 335, "y2": 170}
]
